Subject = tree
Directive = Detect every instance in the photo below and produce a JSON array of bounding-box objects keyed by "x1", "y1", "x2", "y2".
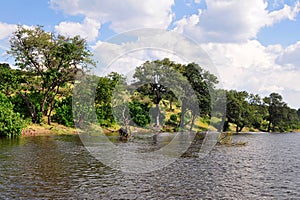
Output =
[
  {"x1": 0, "y1": 92, "x2": 24, "y2": 137},
  {"x1": 133, "y1": 59, "x2": 173, "y2": 129},
  {"x1": 0, "y1": 63, "x2": 22, "y2": 95},
  {"x1": 172, "y1": 62, "x2": 218, "y2": 130},
  {"x1": 8, "y1": 25, "x2": 95, "y2": 124},
  {"x1": 95, "y1": 72, "x2": 124, "y2": 127},
  {"x1": 263, "y1": 93, "x2": 288, "y2": 132},
  {"x1": 225, "y1": 90, "x2": 254, "y2": 133}
]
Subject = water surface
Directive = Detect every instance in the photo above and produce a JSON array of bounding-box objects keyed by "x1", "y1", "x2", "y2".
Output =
[{"x1": 1, "y1": 133, "x2": 300, "y2": 199}]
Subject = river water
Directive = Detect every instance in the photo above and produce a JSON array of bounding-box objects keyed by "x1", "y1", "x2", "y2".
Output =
[{"x1": 1, "y1": 132, "x2": 300, "y2": 199}]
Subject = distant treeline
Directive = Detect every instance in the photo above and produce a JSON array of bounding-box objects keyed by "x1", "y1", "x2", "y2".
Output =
[{"x1": 0, "y1": 25, "x2": 299, "y2": 137}]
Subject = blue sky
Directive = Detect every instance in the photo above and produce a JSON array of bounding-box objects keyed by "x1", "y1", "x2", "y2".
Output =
[{"x1": 0, "y1": 0, "x2": 300, "y2": 108}]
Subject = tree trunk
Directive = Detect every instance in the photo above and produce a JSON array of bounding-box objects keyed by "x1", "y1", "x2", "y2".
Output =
[
  {"x1": 236, "y1": 125, "x2": 239, "y2": 133},
  {"x1": 47, "y1": 104, "x2": 55, "y2": 125},
  {"x1": 267, "y1": 121, "x2": 271, "y2": 132},
  {"x1": 189, "y1": 114, "x2": 196, "y2": 132},
  {"x1": 122, "y1": 107, "x2": 131, "y2": 137},
  {"x1": 218, "y1": 114, "x2": 226, "y2": 132},
  {"x1": 155, "y1": 103, "x2": 160, "y2": 129},
  {"x1": 41, "y1": 97, "x2": 47, "y2": 115},
  {"x1": 223, "y1": 120, "x2": 229, "y2": 132},
  {"x1": 47, "y1": 114, "x2": 51, "y2": 125},
  {"x1": 179, "y1": 111, "x2": 185, "y2": 129},
  {"x1": 179, "y1": 102, "x2": 187, "y2": 129},
  {"x1": 239, "y1": 125, "x2": 244, "y2": 132},
  {"x1": 169, "y1": 100, "x2": 173, "y2": 111}
]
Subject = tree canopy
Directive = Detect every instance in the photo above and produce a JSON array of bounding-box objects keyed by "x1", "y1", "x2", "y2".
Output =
[{"x1": 7, "y1": 25, "x2": 95, "y2": 124}]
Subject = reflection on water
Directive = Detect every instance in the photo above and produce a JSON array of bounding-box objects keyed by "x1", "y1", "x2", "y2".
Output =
[{"x1": 1, "y1": 133, "x2": 300, "y2": 199}]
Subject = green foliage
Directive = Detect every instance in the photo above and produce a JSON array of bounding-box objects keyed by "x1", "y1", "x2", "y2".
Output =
[
  {"x1": 95, "y1": 72, "x2": 125, "y2": 127},
  {"x1": 9, "y1": 95, "x2": 31, "y2": 119},
  {"x1": 52, "y1": 96, "x2": 74, "y2": 127},
  {"x1": 96, "y1": 103, "x2": 115, "y2": 127},
  {"x1": 0, "y1": 63, "x2": 22, "y2": 95},
  {"x1": 174, "y1": 62, "x2": 218, "y2": 117},
  {"x1": 225, "y1": 90, "x2": 254, "y2": 133},
  {"x1": 72, "y1": 75, "x2": 98, "y2": 128},
  {"x1": 129, "y1": 100, "x2": 151, "y2": 127},
  {"x1": 0, "y1": 93, "x2": 24, "y2": 137},
  {"x1": 263, "y1": 93, "x2": 299, "y2": 132},
  {"x1": 170, "y1": 114, "x2": 177, "y2": 122},
  {"x1": 8, "y1": 25, "x2": 95, "y2": 124}
]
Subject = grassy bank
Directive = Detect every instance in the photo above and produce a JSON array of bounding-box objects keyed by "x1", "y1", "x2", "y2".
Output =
[{"x1": 22, "y1": 122, "x2": 78, "y2": 136}]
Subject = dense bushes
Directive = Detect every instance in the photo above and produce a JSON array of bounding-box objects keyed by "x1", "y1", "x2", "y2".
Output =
[
  {"x1": 52, "y1": 96, "x2": 74, "y2": 127},
  {"x1": 0, "y1": 93, "x2": 24, "y2": 137},
  {"x1": 129, "y1": 100, "x2": 151, "y2": 127}
]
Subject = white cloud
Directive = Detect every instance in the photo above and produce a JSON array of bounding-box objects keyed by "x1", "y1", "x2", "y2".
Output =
[
  {"x1": 90, "y1": 31, "x2": 300, "y2": 107},
  {"x1": 269, "y1": 1, "x2": 300, "y2": 21},
  {"x1": 50, "y1": 0, "x2": 174, "y2": 32},
  {"x1": 174, "y1": 0, "x2": 300, "y2": 43},
  {"x1": 201, "y1": 39, "x2": 300, "y2": 108},
  {"x1": 0, "y1": 22, "x2": 16, "y2": 40},
  {"x1": 276, "y1": 41, "x2": 300, "y2": 68},
  {"x1": 55, "y1": 18, "x2": 101, "y2": 42}
]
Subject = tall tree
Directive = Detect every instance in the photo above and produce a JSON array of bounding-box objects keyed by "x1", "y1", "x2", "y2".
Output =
[
  {"x1": 225, "y1": 90, "x2": 254, "y2": 133},
  {"x1": 263, "y1": 93, "x2": 288, "y2": 132},
  {"x1": 172, "y1": 62, "x2": 218, "y2": 130},
  {"x1": 133, "y1": 59, "x2": 172, "y2": 129},
  {"x1": 8, "y1": 25, "x2": 95, "y2": 124},
  {"x1": 248, "y1": 93, "x2": 267, "y2": 130},
  {"x1": 95, "y1": 72, "x2": 124, "y2": 127}
]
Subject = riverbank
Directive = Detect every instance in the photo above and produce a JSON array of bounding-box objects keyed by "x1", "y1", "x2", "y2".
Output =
[
  {"x1": 21, "y1": 120, "x2": 300, "y2": 137},
  {"x1": 22, "y1": 123, "x2": 78, "y2": 136}
]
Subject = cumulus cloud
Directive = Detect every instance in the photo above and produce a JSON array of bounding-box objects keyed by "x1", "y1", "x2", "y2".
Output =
[
  {"x1": 91, "y1": 33, "x2": 300, "y2": 107},
  {"x1": 0, "y1": 22, "x2": 16, "y2": 40},
  {"x1": 55, "y1": 18, "x2": 101, "y2": 42},
  {"x1": 174, "y1": 0, "x2": 300, "y2": 43},
  {"x1": 201, "y1": 40, "x2": 300, "y2": 108},
  {"x1": 50, "y1": 0, "x2": 174, "y2": 32},
  {"x1": 91, "y1": 29, "x2": 217, "y2": 76},
  {"x1": 48, "y1": 0, "x2": 300, "y2": 107},
  {"x1": 276, "y1": 41, "x2": 300, "y2": 68}
]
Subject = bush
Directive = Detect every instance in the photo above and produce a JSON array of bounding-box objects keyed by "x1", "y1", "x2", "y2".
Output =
[
  {"x1": 9, "y1": 95, "x2": 31, "y2": 119},
  {"x1": 96, "y1": 103, "x2": 115, "y2": 127},
  {"x1": 0, "y1": 92, "x2": 24, "y2": 137},
  {"x1": 129, "y1": 100, "x2": 151, "y2": 127},
  {"x1": 52, "y1": 96, "x2": 74, "y2": 127}
]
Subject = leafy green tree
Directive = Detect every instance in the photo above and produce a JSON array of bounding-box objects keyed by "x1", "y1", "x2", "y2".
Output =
[
  {"x1": 0, "y1": 63, "x2": 23, "y2": 95},
  {"x1": 248, "y1": 93, "x2": 267, "y2": 130},
  {"x1": 133, "y1": 59, "x2": 174, "y2": 128},
  {"x1": 72, "y1": 74, "x2": 98, "y2": 128},
  {"x1": 263, "y1": 93, "x2": 293, "y2": 132},
  {"x1": 95, "y1": 72, "x2": 124, "y2": 127},
  {"x1": 0, "y1": 92, "x2": 24, "y2": 137},
  {"x1": 172, "y1": 62, "x2": 218, "y2": 130},
  {"x1": 8, "y1": 25, "x2": 95, "y2": 124},
  {"x1": 277, "y1": 107, "x2": 299, "y2": 131},
  {"x1": 225, "y1": 90, "x2": 254, "y2": 133}
]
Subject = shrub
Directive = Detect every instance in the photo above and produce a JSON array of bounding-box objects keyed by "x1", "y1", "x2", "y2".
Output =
[
  {"x1": 129, "y1": 100, "x2": 151, "y2": 127},
  {"x1": 52, "y1": 96, "x2": 74, "y2": 127},
  {"x1": 0, "y1": 92, "x2": 24, "y2": 137}
]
